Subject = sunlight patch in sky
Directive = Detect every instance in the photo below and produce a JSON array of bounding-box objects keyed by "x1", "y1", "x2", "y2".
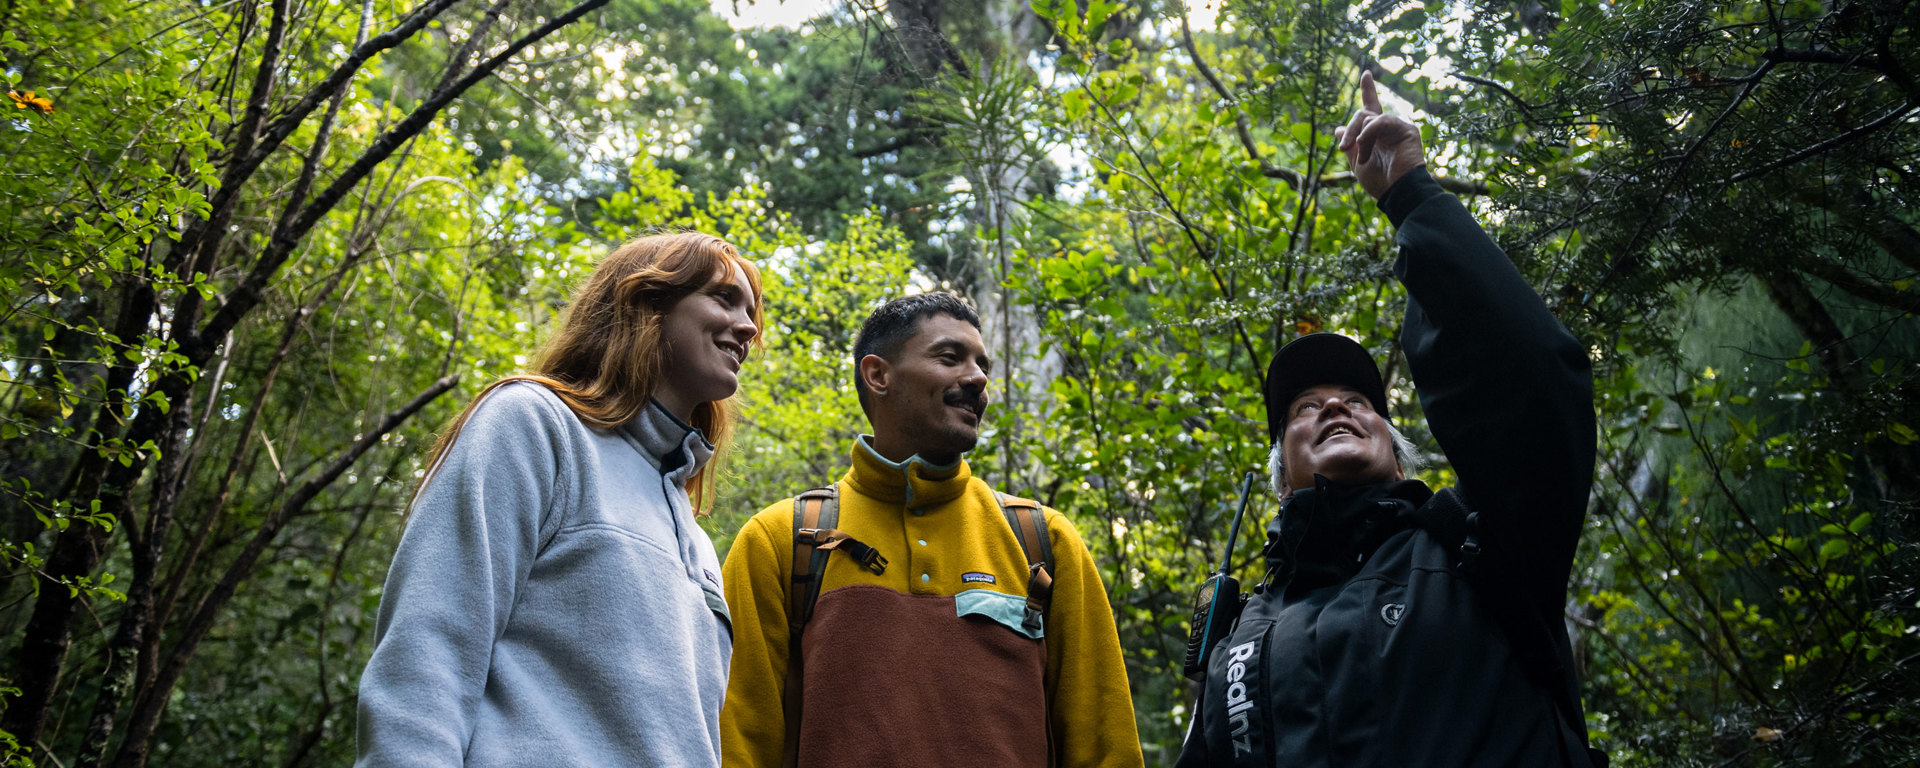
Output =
[
  {"x1": 710, "y1": 0, "x2": 1223, "y2": 31},
  {"x1": 708, "y1": 0, "x2": 835, "y2": 30}
]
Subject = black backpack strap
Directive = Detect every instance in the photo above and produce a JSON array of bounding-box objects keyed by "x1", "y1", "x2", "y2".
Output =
[
  {"x1": 1407, "y1": 488, "x2": 1607, "y2": 767},
  {"x1": 997, "y1": 492, "x2": 1054, "y2": 633},
  {"x1": 1404, "y1": 487, "x2": 1482, "y2": 573}
]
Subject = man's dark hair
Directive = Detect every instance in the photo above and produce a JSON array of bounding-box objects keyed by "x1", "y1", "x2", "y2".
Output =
[{"x1": 852, "y1": 292, "x2": 982, "y2": 412}]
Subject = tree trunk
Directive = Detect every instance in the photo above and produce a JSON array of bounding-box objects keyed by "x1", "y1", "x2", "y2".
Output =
[
  {"x1": 1760, "y1": 270, "x2": 1920, "y2": 512},
  {"x1": 108, "y1": 375, "x2": 456, "y2": 768},
  {"x1": 1, "y1": 274, "x2": 156, "y2": 746},
  {"x1": 75, "y1": 381, "x2": 196, "y2": 768}
]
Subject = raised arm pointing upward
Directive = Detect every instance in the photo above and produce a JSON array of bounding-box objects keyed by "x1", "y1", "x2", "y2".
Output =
[{"x1": 1175, "y1": 71, "x2": 1604, "y2": 768}]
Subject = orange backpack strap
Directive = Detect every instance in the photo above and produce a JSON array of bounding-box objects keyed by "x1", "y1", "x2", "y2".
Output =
[
  {"x1": 998, "y1": 492, "x2": 1059, "y2": 766},
  {"x1": 783, "y1": 486, "x2": 893, "y2": 767},
  {"x1": 998, "y1": 492, "x2": 1054, "y2": 633},
  {"x1": 783, "y1": 487, "x2": 837, "y2": 768},
  {"x1": 787, "y1": 488, "x2": 838, "y2": 637}
]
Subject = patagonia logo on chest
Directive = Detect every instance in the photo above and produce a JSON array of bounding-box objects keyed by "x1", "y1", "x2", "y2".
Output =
[{"x1": 961, "y1": 572, "x2": 996, "y2": 584}]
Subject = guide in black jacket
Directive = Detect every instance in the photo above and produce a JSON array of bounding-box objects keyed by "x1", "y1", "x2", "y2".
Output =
[{"x1": 1174, "y1": 72, "x2": 1601, "y2": 768}]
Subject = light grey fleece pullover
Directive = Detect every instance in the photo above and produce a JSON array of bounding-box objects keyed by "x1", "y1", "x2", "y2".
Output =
[{"x1": 355, "y1": 382, "x2": 732, "y2": 767}]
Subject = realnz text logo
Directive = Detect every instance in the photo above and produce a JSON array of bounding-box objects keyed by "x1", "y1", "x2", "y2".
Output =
[{"x1": 1224, "y1": 640, "x2": 1259, "y2": 756}]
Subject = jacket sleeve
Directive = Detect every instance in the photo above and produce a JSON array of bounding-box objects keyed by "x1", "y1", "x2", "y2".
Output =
[
  {"x1": 1043, "y1": 510, "x2": 1147, "y2": 768},
  {"x1": 720, "y1": 506, "x2": 796, "y2": 768},
  {"x1": 1383, "y1": 166, "x2": 1597, "y2": 609},
  {"x1": 354, "y1": 383, "x2": 572, "y2": 767}
]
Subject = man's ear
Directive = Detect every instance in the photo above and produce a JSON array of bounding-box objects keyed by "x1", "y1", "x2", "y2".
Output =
[{"x1": 858, "y1": 354, "x2": 892, "y2": 400}]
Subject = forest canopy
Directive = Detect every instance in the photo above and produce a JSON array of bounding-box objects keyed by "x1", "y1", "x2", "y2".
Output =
[{"x1": 0, "y1": 0, "x2": 1915, "y2": 765}]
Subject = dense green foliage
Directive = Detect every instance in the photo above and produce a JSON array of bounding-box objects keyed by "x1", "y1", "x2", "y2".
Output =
[{"x1": 0, "y1": 0, "x2": 1913, "y2": 765}]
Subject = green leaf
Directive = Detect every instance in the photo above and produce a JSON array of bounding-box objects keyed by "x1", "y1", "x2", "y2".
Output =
[
  {"x1": 1888, "y1": 423, "x2": 1917, "y2": 445},
  {"x1": 1063, "y1": 90, "x2": 1089, "y2": 121},
  {"x1": 1086, "y1": 0, "x2": 1122, "y2": 33},
  {"x1": 1384, "y1": 8, "x2": 1427, "y2": 32}
]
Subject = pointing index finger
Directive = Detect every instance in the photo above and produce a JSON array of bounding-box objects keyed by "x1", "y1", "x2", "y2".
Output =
[{"x1": 1360, "y1": 69, "x2": 1382, "y2": 113}]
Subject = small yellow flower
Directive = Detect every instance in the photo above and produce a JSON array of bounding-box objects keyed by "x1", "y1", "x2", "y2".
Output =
[{"x1": 8, "y1": 89, "x2": 54, "y2": 114}]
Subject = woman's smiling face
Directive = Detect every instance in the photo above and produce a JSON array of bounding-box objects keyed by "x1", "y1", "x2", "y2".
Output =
[
  {"x1": 654, "y1": 261, "x2": 759, "y2": 421},
  {"x1": 1278, "y1": 384, "x2": 1401, "y2": 495}
]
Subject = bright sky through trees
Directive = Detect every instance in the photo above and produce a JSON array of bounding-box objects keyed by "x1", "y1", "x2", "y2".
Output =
[
  {"x1": 708, "y1": 0, "x2": 833, "y2": 29},
  {"x1": 710, "y1": 0, "x2": 1223, "y2": 31}
]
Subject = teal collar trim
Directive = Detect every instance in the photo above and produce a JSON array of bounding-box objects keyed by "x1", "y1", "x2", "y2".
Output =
[{"x1": 846, "y1": 435, "x2": 970, "y2": 508}]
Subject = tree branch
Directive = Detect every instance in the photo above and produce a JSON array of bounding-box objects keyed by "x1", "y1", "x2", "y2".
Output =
[
  {"x1": 1797, "y1": 257, "x2": 1920, "y2": 316},
  {"x1": 1725, "y1": 103, "x2": 1916, "y2": 184},
  {"x1": 108, "y1": 374, "x2": 460, "y2": 768},
  {"x1": 1180, "y1": 16, "x2": 1488, "y2": 195},
  {"x1": 1454, "y1": 73, "x2": 1535, "y2": 117},
  {"x1": 851, "y1": 132, "x2": 925, "y2": 158},
  {"x1": 430, "y1": 0, "x2": 512, "y2": 101},
  {"x1": 1180, "y1": 12, "x2": 1302, "y2": 189},
  {"x1": 1791, "y1": 186, "x2": 1920, "y2": 273},
  {"x1": 1314, "y1": 169, "x2": 1489, "y2": 196},
  {"x1": 168, "y1": 0, "x2": 288, "y2": 280},
  {"x1": 1610, "y1": 59, "x2": 1779, "y2": 272},
  {"x1": 200, "y1": 0, "x2": 614, "y2": 346},
  {"x1": 175, "y1": 0, "x2": 465, "y2": 272}
]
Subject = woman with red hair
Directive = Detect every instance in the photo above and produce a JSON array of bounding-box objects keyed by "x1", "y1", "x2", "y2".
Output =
[{"x1": 356, "y1": 232, "x2": 764, "y2": 768}]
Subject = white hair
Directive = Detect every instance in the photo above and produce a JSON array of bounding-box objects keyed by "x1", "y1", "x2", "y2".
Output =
[{"x1": 1268, "y1": 422, "x2": 1424, "y2": 498}]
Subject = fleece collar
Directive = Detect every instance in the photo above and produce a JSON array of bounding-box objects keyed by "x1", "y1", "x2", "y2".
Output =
[
  {"x1": 1263, "y1": 476, "x2": 1433, "y2": 593},
  {"x1": 844, "y1": 435, "x2": 972, "y2": 509},
  {"x1": 622, "y1": 399, "x2": 714, "y2": 485}
]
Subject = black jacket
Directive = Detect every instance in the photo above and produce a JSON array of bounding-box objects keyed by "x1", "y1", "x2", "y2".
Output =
[{"x1": 1176, "y1": 168, "x2": 1598, "y2": 767}]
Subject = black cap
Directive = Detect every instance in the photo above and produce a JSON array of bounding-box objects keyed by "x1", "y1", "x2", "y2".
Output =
[{"x1": 1264, "y1": 333, "x2": 1389, "y2": 442}]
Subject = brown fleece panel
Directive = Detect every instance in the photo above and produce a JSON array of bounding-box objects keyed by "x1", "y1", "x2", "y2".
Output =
[{"x1": 796, "y1": 584, "x2": 1049, "y2": 768}]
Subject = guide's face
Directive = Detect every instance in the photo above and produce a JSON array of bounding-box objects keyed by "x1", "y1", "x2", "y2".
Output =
[
  {"x1": 867, "y1": 313, "x2": 992, "y2": 461},
  {"x1": 1278, "y1": 384, "x2": 1400, "y2": 495},
  {"x1": 655, "y1": 262, "x2": 758, "y2": 418}
]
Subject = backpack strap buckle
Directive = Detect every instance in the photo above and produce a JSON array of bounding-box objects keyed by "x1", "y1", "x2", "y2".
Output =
[
  {"x1": 1023, "y1": 563, "x2": 1054, "y2": 632},
  {"x1": 1456, "y1": 511, "x2": 1483, "y2": 574},
  {"x1": 802, "y1": 527, "x2": 888, "y2": 575}
]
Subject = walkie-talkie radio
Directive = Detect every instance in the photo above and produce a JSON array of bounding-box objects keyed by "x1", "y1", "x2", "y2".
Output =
[{"x1": 1182, "y1": 471, "x2": 1256, "y2": 682}]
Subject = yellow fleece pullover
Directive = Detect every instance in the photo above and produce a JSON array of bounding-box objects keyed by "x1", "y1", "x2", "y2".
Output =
[{"x1": 720, "y1": 436, "x2": 1144, "y2": 768}]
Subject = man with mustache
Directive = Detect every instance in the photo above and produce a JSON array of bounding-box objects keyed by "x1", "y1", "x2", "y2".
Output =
[
  {"x1": 720, "y1": 292, "x2": 1145, "y2": 768},
  {"x1": 1175, "y1": 73, "x2": 1604, "y2": 767}
]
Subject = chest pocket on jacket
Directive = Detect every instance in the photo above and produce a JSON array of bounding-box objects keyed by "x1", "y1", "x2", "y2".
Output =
[{"x1": 1315, "y1": 579, "x2": 1412, "y2": 738}]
